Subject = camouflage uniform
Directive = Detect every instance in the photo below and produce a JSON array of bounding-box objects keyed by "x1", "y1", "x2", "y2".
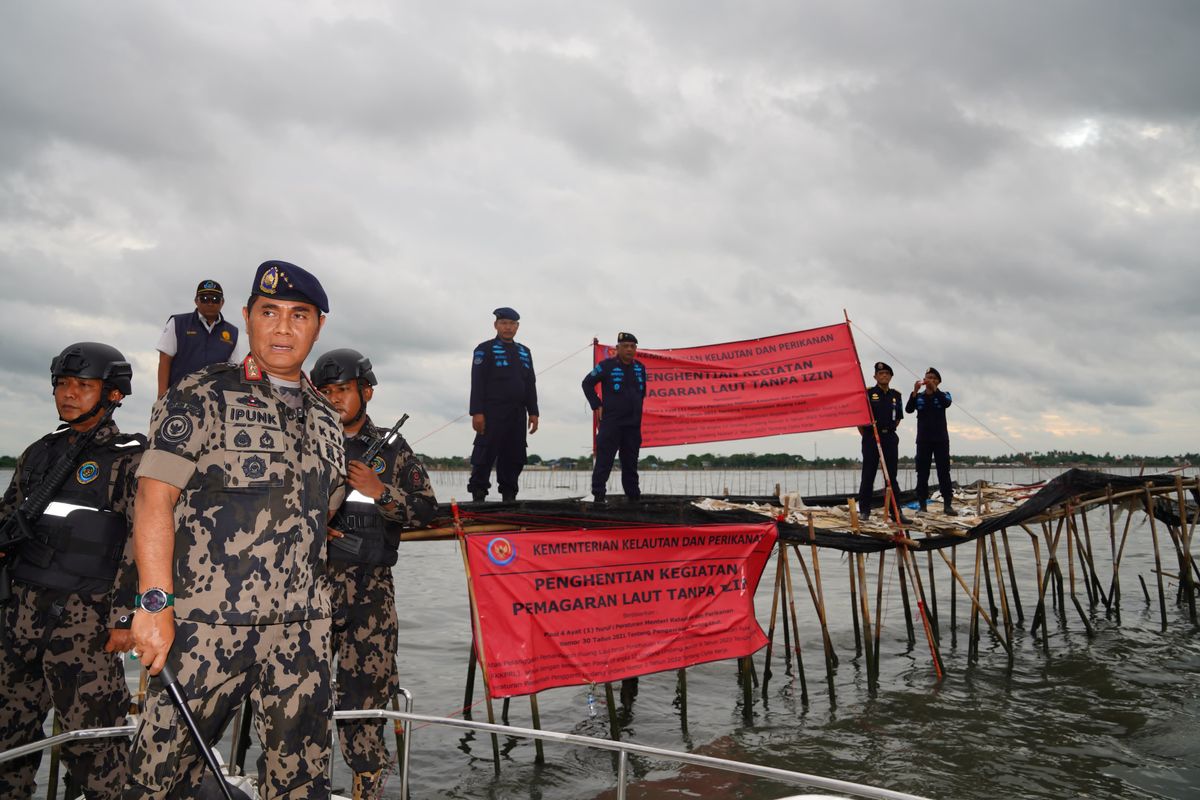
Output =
[
  {"x1": 328, "y1": 416, "x2": 436, "y2": 793},
  {"x1": 0, "y1": 420, "x2": 143, "y2": 799},
  {"x1": 125, "y1": 356, "x2": 345, "y2": 799}
]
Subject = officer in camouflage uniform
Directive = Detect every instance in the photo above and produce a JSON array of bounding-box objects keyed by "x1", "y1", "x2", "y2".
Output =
[
  {"x1": 0, "y1": 342, "x2": 144, "y2": 799},
  {"x1": 313, "y1": 349, "x2": 438, "y2": 800},
  {"x1": 126, "y1": 261, "x2": 346, "y2": 798}
]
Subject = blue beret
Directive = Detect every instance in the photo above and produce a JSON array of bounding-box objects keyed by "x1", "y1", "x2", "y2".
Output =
[
  {"x1": 617, "y1": 331, "x2": 638, "y2": 344},
  {"x1": 493, "y1": 307, "x2": 520, "y2": 321},
  {"x1": 252, "y1": 260, "x2": 329, "y2": 313}
]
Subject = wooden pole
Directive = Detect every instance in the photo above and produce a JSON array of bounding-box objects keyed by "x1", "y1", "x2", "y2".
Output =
[
  {"x1": 1001, "y1": 529, "x2": 1024, "y2": 625},
  {"x1": 761, "y1": 543, "x2": 786, "y2": 689},
  {"x1": 935, "y1": 549, "x2": 1012, "y2": 655},
  {"x1": 793, "y1": 543, "x2": 837, "y2": 691},
  {"x1": 848, "y1": 556, "x2": 862, "y2": 656},
  {"x1": 989, "y1": 533, "x2": 1014, "y2": 653},
  {"x1": 855, "y1": 553, "x2": 876, "y2": 690},
  {"x1": 781, "y1": 546, "x2": 809, "y2": 704},
  {"x1": 452, "y1": 500, "x2": 501, "y2": 772},
  {"x1": 1144, "y1": 484, "x2": 1169, "y2": 631},
  {"x1": 1106, "y1": 486, "x2": 1121, "y2": 621}
]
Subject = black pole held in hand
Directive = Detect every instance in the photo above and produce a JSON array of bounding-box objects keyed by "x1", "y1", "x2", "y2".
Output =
[{"x1": 157, "y1": 662, "x2": 253, "y2": 800}]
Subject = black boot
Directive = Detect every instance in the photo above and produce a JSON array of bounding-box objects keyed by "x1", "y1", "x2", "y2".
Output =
[
  {"x1": 944, "y1": 503, "x2": 956, "y2": 516},
  {"x1": 593, "y1": 494, "x2": 607, "y2": 505},
  {"x1": 501, "y1": 492, "x2": 516, "y2": 503},
  {"x1": 471, "y1": 491, "x2": 486, "y2": 503},
  {"x1": 918, "y1": 500, "x2": 927, "y2": 513}
]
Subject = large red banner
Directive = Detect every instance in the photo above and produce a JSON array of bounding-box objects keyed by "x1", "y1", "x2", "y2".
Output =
[
  {"x1": 593, "y1": 323, "x2": 871, "y2": 447},
  {"x1": 463, "y1": 523, "x2": 778, "y2": 698}
]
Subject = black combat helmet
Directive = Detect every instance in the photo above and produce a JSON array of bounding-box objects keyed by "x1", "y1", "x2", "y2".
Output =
[
  {"x1": 311, "y1": 348, "x2": 377, "y2": 389},
  {"x1": 51, "y1": 342, "x2": 134, "y2": 396}
]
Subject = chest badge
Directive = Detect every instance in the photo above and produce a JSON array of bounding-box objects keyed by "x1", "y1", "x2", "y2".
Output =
[
  {"x1": 370, "y1": 456, "x2": 386, "y2": 474},
  {"x1": 243, "y1": 455, "x2": 267, "y2": 479},
  {"x1": 236, "y1": 394, "x2": 267, "y2": 408},
  {"x1": 235, "y1": 430, "x2": 252, "y2": 448},
  {"x1": 76, "y1": 461, "x2": 100, "y2": 485},
  {"x1": 260, "y1": 432, "x2": 275, "y2": 448}
]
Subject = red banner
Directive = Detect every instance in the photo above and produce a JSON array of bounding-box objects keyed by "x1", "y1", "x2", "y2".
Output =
[
  {"x1": 463, "y1": 523, "x2": 778, "y2": 698},
  {"x1": 593, "y1": 323, "x2": 871, "y2": 447}
]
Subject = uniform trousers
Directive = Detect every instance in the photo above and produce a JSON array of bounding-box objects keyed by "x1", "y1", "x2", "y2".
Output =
[
  {"x1": 0, "y1": 584, "x2": 131, "y2": 799},
  {"x1": 914, "y1": 440, "x2": 954, "y2": 507},
  {"x1": 329, "y1": 563, "x2": 399, "y2": 777},
  {"x1": 467, "y1": 409, "x2": 527, "y2": 498},
  {"x1": 124, "y1": 616, "x2": 332, "y2": 799},
  {"x1": 591, "y1": 423, "x2": 642, "y2": 499},
  {"x1": 857, "y1": 431, "x2": 899, "y2": 515}
]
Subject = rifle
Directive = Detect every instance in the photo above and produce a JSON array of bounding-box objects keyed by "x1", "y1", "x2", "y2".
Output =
[
  {"x1": 328, "y1": 414, "x2": 409, "y2": 559},
  {"x1": 360, "y1": 414, "x2": 409, "y2": 465},
  {"x1": 0, "y1": 403, "x2": 119, "y2": 621}
]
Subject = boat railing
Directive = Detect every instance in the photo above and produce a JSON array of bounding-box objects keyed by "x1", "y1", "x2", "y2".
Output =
[{"x1": 1, "y1": 707, "x2": 931, "y2": 800}]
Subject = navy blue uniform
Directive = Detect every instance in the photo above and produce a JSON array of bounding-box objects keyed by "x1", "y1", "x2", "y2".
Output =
[
  {"x1": 906, "y1": 388, "x2": 954, "y2": 510},
  {"x1": 857, "y1": 385, "x2": 904, "y2": 517},
  {"x1": 583, "y1": 358, "x2": 646, "y2": 499},
  {"x1": 468, "y1": 338, "x2": 538, "y2": 499},
  {"x1": 165, "y1": 311, "x2": 239, "y2": 387}
]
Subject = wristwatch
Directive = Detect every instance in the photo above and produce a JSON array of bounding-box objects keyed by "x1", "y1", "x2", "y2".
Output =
[
  {"x1": 376, "y1": 489, "x2": 396, "y2": 507},
  {"x1": 135, "y1": 588, "x2": 175, "y2": 614}
]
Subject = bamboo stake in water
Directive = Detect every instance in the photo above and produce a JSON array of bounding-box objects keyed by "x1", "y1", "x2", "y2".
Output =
[{"x1": 1143, "y1": 484, "x2": 1169, "y2": 631}]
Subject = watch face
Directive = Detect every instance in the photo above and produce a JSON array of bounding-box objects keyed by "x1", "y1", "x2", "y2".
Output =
[{"x1": 141, "y1": 589, "x2": 169, "y2": 613}]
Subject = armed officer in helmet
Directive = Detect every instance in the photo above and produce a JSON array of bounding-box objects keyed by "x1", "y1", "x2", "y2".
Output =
[
  {"x1": 313, "y1": 348, "x2": 438, "y2": 799},
  {"x1": 126, "y1": 260, "x2": 346, "y2": 798},
  {"x1": 467, "y1": 307, "x2": 539, "y2": 502},
  {"x1": 0, "y1": 343, "x2": 145, "y2": 799}
]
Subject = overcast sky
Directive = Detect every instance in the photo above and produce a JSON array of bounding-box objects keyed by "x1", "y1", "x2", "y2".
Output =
[{"x1": 1, "y1": 1, "x2": 1197, "y2": 464}]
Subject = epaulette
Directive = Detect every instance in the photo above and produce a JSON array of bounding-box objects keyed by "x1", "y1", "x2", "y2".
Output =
[{"x1": 241, "y1": 355, "x2": 265, "y2": 382}]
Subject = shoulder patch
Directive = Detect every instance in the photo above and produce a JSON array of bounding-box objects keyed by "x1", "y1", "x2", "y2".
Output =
[{"x1": 158, "y1": 414, "x2": 194, "y2": 445}]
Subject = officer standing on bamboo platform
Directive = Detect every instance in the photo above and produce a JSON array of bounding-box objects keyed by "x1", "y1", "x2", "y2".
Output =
[
  {"x1": 906, "y1": 366, "x2": 956, "y2": 515},
  {"x1": 126, "y1": 260, "x2": 346, "y2": 798},
  {"x1": 155, "y1": 279, "x2": 240, "y2": 397},
  {"x1": 312, "y1": 348, "x2": 437, "y2": 799},
  {"x1": 0, "y1": 343, "x2": 144, "y2": 799},
  {"x1": 857, "y1": 361, "x2": 905, "y2": 521},
  {"x1": 467, "y1": 307, "x2": 538, "y2": 502},
  {"x1": 583, "y1": 332, "x2": 647, "y2": 504}
]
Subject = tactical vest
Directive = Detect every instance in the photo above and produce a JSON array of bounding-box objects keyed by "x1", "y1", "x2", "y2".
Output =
[
  {"x1": 168, "y1": 311, "x2": 239, "y2": 387},
  {"x1": 328, "y1": 435, "x2": 402, "y2": 567},
  {"x1": 13, "y1": 431, "x2": 143, "y2": 594}
]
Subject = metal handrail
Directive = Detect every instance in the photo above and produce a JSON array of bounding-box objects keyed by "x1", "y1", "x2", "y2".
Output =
[
  {"x1": 2, "y1": 711, "x2": 932, "y2": 800},
  {"x1": 338, "y1": 709, "x2": 932, "y2": 800}
]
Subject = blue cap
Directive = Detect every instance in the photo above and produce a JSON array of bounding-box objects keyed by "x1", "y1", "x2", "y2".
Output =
[
  {"x1": 493, "y1": 307, "x2": 520, "y2": 321},
  {"x1": 252, "y1": 260, "x2": 329, "y2": 313}
]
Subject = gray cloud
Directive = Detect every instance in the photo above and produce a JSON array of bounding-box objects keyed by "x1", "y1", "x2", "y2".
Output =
[{"x1": 0, "y1": 0, "x2": 1197, "y2": 462}]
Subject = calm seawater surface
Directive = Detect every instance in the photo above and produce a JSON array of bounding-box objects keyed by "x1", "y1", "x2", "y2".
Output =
[{"x1": 8, "y1": 466, "x2": 1199, "y2": 799}]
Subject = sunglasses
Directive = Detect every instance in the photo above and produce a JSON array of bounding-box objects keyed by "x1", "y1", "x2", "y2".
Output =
[{"x1": 197, "y1": 294, "x2": 223, "y2": 304}]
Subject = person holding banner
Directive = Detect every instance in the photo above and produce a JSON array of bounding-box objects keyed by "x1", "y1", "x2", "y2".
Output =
[
  {"x1": 857, "y1": 361, "x2": 905, "y2": 521},
  {"x1": 583, "y1": 332, "x2": 647, "y2": 504},
  {"x1": 906, "y1": 366, "x2": 957, "y2": 515}
]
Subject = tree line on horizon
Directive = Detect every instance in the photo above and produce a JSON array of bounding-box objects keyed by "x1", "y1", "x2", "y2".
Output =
[
  {"x1": 2, "y1": 450, "x2": 1193, "y2": 472},
  {"x1": 407, "y1": 449, "x2": 1197, "y2": 471}
]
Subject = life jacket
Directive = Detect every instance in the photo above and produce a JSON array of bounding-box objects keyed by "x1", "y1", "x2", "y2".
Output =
[
  {"x1": 13, "y1": 429, "x2": 145, "y2": 594},
  {"x1": 327, "y1": 433, "x2": 402, "y2": 567}
]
